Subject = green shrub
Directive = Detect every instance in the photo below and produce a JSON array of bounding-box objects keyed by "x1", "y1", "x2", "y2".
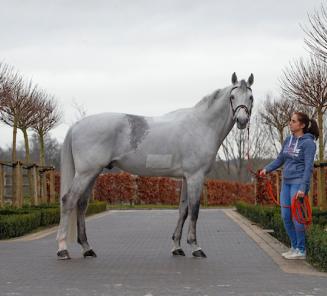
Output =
[
  {"x1": 0, "y1": 201, "x2": 107, "y2": 239},
  {"x1": 236, "y1": 202, "x2": 327, "y2": 271},
  {"x1": 0, "y1": 208, "x2": 32, "y2": 215},
  {"x1": 0, "y1": 212, "x2": 41, "y2": 239},
  {"x1": 86, "y1": 201, "x2": 107, "y2": 215},
  {"x1": 306, "y1": 225, "x2": 327, "y2": 271},
  {"x1": 311, "y1": 209, "x2": 327, "y2": 226},
  {"x1": 271, "y1": 211, "x2": 290, "y2": 246},
  {"x1": 236, "y1": 202, "x2": 278, "y2": 229},
  {"x1": 39, "y1": 208, "x2": 60, "y2": 226}
]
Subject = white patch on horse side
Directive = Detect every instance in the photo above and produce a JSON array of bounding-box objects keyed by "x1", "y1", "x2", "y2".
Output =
[{"x1": 146, "y1": 154, "x2": 173, "y2": 169}]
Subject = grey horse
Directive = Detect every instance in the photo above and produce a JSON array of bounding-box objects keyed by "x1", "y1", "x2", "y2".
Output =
[{"x1": 56, "y1": 72, "x2": 254, "y2": 260}]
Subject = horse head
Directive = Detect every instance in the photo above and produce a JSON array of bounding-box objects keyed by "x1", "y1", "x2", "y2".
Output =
[{"x1": 230, "y1": 72, "x2": 254, "y2": 129}]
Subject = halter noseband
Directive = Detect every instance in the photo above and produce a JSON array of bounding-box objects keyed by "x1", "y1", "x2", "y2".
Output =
[{"x1": 230, "y1": 86, "x2": 253, "y2": 119}]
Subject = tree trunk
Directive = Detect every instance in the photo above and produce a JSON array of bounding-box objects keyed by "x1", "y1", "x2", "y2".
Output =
[
  {"x1": 22, "y1": 129, "x2": 30, "y2": 163},
  {"x1": 38, "y1": 132, "x2": 47, "y2": 203},
  {"x1": 317, "y1": 109, "x2": 326, "y2": 210},
  {"x1": 22, "y1": 128, "x2": 34, "y2": 204},
  {"x1": 12, "y1": 117, "x2": 18, "y2": 206},
  {"x1": 39, "y1": 132, "x2": 45, "y2": 166},
  {"x1": 12, "y1": 118, "x2": 17, "y2": 162}
]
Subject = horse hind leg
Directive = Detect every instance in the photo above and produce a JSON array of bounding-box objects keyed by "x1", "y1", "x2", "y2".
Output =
[
  {"x1": 77, "y1": 179, "x2": 98, "y2": 258},
  {"x1": 172, "y1": 178, "x2": 188, "y2": 256},
  {"x1": 56, "y1": 170, "x2": 100, "y2": 260}
]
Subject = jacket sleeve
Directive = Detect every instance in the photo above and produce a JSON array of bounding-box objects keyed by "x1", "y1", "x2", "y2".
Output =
[
  {"x1": 264, "y1": 141, "x2": 286, "y2": 173},
  {"x1": 299, "y1": 141, "x2": 316, "y2": 193}
]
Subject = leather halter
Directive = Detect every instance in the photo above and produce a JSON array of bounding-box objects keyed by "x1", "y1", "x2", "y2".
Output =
[{"x1": 230, "y1": 86, "x2": 253, "y2": 119}]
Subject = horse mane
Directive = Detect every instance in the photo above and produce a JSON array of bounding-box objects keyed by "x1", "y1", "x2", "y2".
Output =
[{"x1": 194, "y1": 89, "x2": 222, "y2": 109}]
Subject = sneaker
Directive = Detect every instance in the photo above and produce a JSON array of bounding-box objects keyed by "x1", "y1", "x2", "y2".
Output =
[
  {"x1": 284, "y1": 249, "x2": 306, "y2": 260},
  {"x1": 281, "y1": 247, "x2": 296, "y2": 258}
]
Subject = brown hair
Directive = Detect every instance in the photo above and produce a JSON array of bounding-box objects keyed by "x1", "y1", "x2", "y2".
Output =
[{"x1": 293, "y1": 112, "x2": 319, "y2": 140}]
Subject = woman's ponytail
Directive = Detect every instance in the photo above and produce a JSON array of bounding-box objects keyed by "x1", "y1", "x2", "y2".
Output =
[{"x1": 307, "y1": 118, "x2": 319, "y2": 140}]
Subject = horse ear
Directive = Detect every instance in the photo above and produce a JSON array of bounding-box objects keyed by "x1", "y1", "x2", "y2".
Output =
[
  {"x1": 247, "y1": 73, "x2": 254, "y2": 86},
  {"x1": 231, "y1": 72, "x2": 238, "y2": 84}
]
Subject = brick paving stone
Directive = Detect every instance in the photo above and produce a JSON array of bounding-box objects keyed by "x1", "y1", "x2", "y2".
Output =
[{"x1": 0, "y1": 209, "x2": 327, "y2": 296}]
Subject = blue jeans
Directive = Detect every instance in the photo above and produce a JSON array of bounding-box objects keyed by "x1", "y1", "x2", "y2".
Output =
[{"x1": 280, "y1": 183, "x2": 307, "y2": 252}]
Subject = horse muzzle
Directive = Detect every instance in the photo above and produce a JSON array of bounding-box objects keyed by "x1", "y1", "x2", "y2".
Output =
[{"x1": 235, "y1": 109, "x2": 250, "y2": 129}]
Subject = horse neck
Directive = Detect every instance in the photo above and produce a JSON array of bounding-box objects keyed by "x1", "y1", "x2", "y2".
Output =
[{"x1": 192, "y1": 86, "x2": 235, "y2": 142}]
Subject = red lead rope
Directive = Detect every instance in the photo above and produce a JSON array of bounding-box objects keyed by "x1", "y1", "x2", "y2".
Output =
[
  {"x1": 245, "y1": 126, "x2": 312, "y2": 226},
  {"x1": 291, "y1": 195, "x2": 312, "y2": 226}
]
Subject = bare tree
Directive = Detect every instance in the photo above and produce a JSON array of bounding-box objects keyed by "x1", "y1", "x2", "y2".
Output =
[
  {"x1": 260, "y1": 95, "x2": 294, "y2": 154},
  {"x1": 0, "y1": 69, "x2": 26, "y2": 162},
  {"x1": 303, "y1": 4, "x2": 327, "y2": 62},
  {"x1": 15, "y1": 83, "x2": 42, "y2": 200},
  {"x1": 215, "y1": 114, "x2": 272, "y2": 182},
  {"x1": 0, "y1": 64, "x2": 8, "y2": 159},
  {"x1": 281, "y1": 55, "x2": 327, "y2": 209},
  {"x1": 32, "y1": 90, "x2": 61, "y2": 166},
  {"x1": 0, "y1": 63, "x2": 10, "y2": 112},
  {"x1": 16, "y1": 82, "x2": 40, "y2": 164}
]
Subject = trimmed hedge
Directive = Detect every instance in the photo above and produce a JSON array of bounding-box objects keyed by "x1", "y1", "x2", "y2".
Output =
[
  {"x1": 312, "y1": 209, "x2": 327, "y2": 226},
  {"x1": 86, "y1": 201, "x2": 107, "y2": 215},
  {"x1": 0, "y1": 212, "x2": 42, "y2": 239},
  {"x1": 306, "y1": 225, "x2": 327, "y2": 271},
  {"x1": 236, "y1": 202, "x2": 327, "y2": 271},
  {"x1": 236, "y1": 202, "x2": 290, "y2": 245},
  {"x1": 0, "y1": 201, "x2": 107, "y2": 239}
]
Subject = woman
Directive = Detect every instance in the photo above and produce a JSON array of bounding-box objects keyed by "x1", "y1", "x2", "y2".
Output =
[{"x1": 259, "y1": 112, "x2": 318, "y2": 260}]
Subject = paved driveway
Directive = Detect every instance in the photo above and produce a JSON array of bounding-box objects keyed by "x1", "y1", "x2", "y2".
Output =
[{"x1": 0, "y1": 209, "x2": 326, "y2": 296}]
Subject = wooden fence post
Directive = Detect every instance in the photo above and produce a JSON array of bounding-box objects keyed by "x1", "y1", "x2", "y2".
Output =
[
  {"x1": 40, "y1": 170, "x2": 47, "y2": 204},
  {"x1": 309, "y1": 175, "x2": 314, "y2": 207},
  {"x1": 49, "y1": 169, "x2": 55, "y2": 204},
  {"x1": 11, "y1": 162, "x2": 16, "y2": 207},
  {"x1": 15, "y1": 161, "x2": 23, "y2": 208},
  {"x1": 31, "y1": 165, "x2": 39, "y2": 206},
  {"x1": 276, "y1": 171, "x2": 281, "y2": 204},
  {"x1": 0, "y1": 164, "x2": 4, "y2": 207},
  {"x1": 37, "y1": 168, "x2": 41, "y2": 204}
]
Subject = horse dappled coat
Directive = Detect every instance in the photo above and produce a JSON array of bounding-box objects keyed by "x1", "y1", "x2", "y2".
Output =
[{"x1": 56, "y1": 73, "x2": 254, "y2": 260}]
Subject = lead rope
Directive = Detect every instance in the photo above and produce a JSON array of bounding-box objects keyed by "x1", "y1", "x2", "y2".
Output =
[{"x1": 245, "y1": 125, "x2": 312, "y2": 226}]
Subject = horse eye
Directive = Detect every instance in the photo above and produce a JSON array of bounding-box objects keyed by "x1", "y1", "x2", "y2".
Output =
[
  {"x1": 230, "y1": 95, "x2": 235, "y2": 100},
  {"x1": 249, "y1": 95, "x2": 253, "y2": 101}
]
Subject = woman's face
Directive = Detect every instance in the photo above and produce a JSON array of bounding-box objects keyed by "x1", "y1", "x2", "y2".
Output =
[{"x1": 289, "y1": 113, "x2": 305, "y2": 134}]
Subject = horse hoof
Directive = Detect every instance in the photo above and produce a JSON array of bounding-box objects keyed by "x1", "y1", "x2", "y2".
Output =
[
  {"x1": 172, "y1": 248, "x2": 185, "y2": 256},
  {"x1": 83, "y1": 249, "x2": 97, "y2": 258},
  {"x1": 192, "y1": 249, "x2": 207, "y2": 258},
  {"x1": 57, "y1": 250, "x2": 71, "y2": 260}
]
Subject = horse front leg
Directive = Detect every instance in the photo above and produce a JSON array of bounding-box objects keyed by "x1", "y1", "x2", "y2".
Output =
[
  {"x1": 186, "y1": 173, "x2": 207, "y2": 258},
  {"x1": 171, "y1": 178, "x2": 188, "y2": 256}
]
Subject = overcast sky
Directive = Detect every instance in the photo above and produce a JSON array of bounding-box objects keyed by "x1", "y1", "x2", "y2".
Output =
[{"x1": 0, "y1": 0, "x2": 323, "y2": 148}]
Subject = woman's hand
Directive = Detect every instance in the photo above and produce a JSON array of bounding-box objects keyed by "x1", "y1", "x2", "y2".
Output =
[
  {"x1": 297, "y1": 190, "x2": 305, "y2": 198},
  {"x1": 259, "y1": 169, "x2": 266, "y2": 177}
]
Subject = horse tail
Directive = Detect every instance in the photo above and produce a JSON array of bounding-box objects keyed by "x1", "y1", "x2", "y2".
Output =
[{"x1": 58, "y1": 126, "x2": 77, "y2": 243}]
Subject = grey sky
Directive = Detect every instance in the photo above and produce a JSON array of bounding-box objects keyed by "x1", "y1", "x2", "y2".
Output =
[{"x1": 0, "y1": 0, "x2": 323, "y2": 148}]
